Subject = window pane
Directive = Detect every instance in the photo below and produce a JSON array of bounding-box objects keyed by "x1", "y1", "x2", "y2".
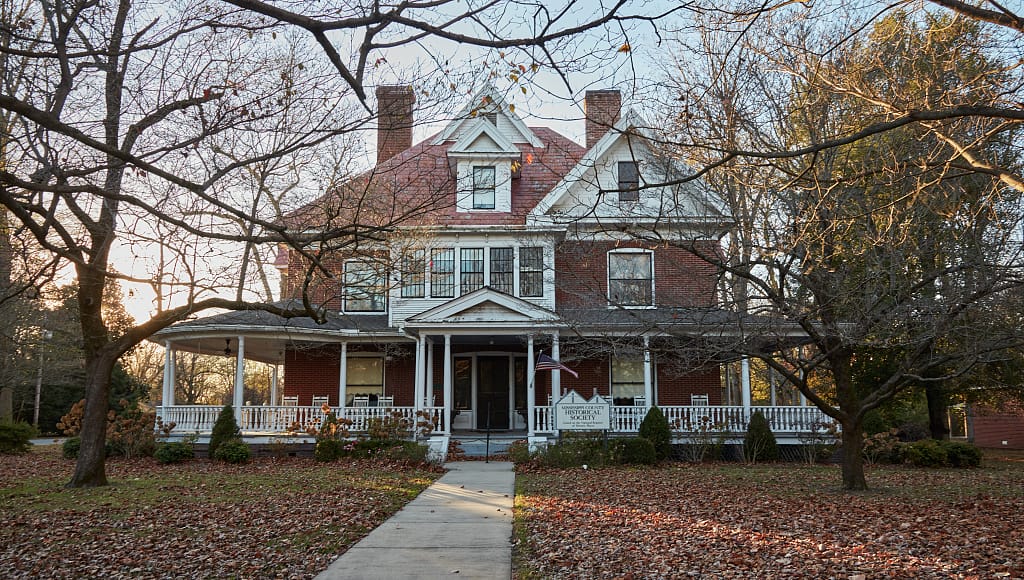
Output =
[
  {"x1": 490, "y1": 247, "x2": 514, "y2": 294},
  {"x1": 519, "y1": 247, "x2": 544, "y2": 297},
  {"x1": 608, "y1": 252, "x2": 653, "y2": 306},
  {"x1": 400, "y1": 249, "x2": 425, "y2": 298},
  {"x1": 618, "y1": 161, "x2": 639, "y2": 202},
  {"x1": 345, "y1": 357, "x2": 384, "y2": 404},
  {"x1": 344, "y1": 261, "x2": 386, "y2": 312},
  {"x1": 612, "y1": 359, "x2": 645, "y2": 402},
  {"x1": 430, "y1": 248, "x2": 454, "y2": 298},
  {"x1": 460, "y1": 248, "x2": 484, "y2": 294},
  {"x1": 473, "y1": 166, "x2": 495, "y2": 209}
]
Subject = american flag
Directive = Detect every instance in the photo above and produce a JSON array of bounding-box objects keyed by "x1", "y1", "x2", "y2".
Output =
[{"x1": 535, "y1": 353, "x2": 578, "y2": 378}]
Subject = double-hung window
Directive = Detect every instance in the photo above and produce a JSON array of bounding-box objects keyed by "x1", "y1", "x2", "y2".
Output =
[
  {"x1": 460, "y1": 248, "x2": 484, "y2": 294},
  {"x1": 519, "y1": 247, "x2": 544, "y2": 297},
  {"x1": 489, "y1": 247, "x2": 514, "y2": 294},
  {"x1": 430, "y1": 248, "x2": 455, "y2": 298},
  {"x1": 608, "y1": 250, "x2": 653, "y2": 307},
  {"x1": 472, "y1": 166, "x2": 496, "y2": 209},
  {"x1": 345, "y1": 357, "x2": 384, "y2": 405},
  {"x1": 617, "y1": 161, "x2": 639, "y2": 202},
  {"x1": 343, "y1": 260, "x2": 386, "y2": 312},
  {"x1": 400, "y1": 249, "x2": 425, "y2": 298},
  {"x1": 611, "y1": 359, "x2": 645, "y2": 405}
]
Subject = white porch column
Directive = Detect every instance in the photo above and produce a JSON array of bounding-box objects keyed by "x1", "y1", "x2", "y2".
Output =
[
  {"x1": 527, "y1": 335, "x2": 535, "y2": 437},
  {"x1": 270, "y1": 364, "x2": 279, "y2": 406},
  {"x1": 162, "y1": 340, "x2": 174, "y2": 407},
  {"x1": 551, "y1": 333, "x2": 561, "y2": 396},
  {"x1": 338, "y1": 342, "x2": 348, "y2": 407},
  {"x1": 426, "y1": 339, "x2": 435, "y2": 407},
  {"x1": 414, "y1": 335, "x2": 426, "y2": 416},
  {"x1": 232, "y1": 336, "x2": 245, "y2": 423},
  {"x1": 443, "y1": 334, "x2": 453, "y2": 434},
  {"x1": 643, "y1": 336, "x2": 653, "y2": 409},
  {"x1": 741, "y1": 357, "x2": 752, "y2": 420}
]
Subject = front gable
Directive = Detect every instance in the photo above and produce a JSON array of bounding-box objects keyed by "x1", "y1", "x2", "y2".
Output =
[
  {"x1": 529, "y1": 110, "x2": 730, "y2": 230},
  {"x1": 406, "y1": 287, "x2": 559, "y2": 328}
]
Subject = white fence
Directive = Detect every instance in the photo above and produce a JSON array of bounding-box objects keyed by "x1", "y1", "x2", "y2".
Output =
[
  {"x1": 533, "y1": 405, "x2": 836, "y2": 435},
  {"x1": 156, "y1": 405, "x2": 445, "y2": 435}
]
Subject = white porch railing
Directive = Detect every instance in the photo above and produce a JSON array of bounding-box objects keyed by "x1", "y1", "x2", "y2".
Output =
[
  {"x1": 533, "y1": 405, "x2": 836, "y2": 435},
  {"x1": 156, "y1": 405, "x2": 446, "y2": 435}
]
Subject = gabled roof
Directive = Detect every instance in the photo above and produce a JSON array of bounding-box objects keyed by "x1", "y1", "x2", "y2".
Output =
[
  {"x1": 447, "y1": 117, "x2": 521, "y2": 157},
  {"x1": 529, "y1": 109, "x2": 730, "y2": 226},
  {"x1": 406, "y1": 287, "x2": 560, "y2": 327},
  {"x1": 431, "y1": 84, "x2": 544, "y2": 148}
]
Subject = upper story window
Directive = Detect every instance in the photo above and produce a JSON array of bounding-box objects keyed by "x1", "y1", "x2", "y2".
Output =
[
  {"x1": 617, "y1": 161, "x2": 639, "y2": 202},
  {"x1": 608, "y1": 250, "x2": 653, "y2": 307},
  {"x1": 430, "y1": 248, "x2": 455, "y2": 298},
  {"x1": 519, "y1": 247, "x2": 544, "y2": 297},
  {"x1": 343, "y1": 260, "x2": 386, "y2": 312},
  {"x1": 460, "y1": 248, "x2": 484, "y2": 293},
  {"x1": 472, "y1": 166, "x2": 496, "y2": 209},
  {"x1": 400, "y1": 250, "x2": 425, "y2": 298},
  {"x1": 490, "y1": 247, "x2": 514, "y2": 294}
]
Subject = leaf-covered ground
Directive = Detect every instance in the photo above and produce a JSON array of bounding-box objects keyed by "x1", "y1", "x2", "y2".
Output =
[
  {"x1": 514, "y1": 454, "x2": 1024, "y2": 579},
  {"x1": 0, "y1": 446, "x2": 440, "y2": 579}
]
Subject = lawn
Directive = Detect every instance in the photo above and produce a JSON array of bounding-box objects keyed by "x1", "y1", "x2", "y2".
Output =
[
  {"x1": 514, "y1": 452, "x2": 1024, "y2": 579},
  {"x1": 0, "y1": 445, "x2": 440, "y2": 579}
]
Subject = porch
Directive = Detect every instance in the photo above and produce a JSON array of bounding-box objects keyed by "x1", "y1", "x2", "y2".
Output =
[{"x1": 155, "y1": 403, "x2": 836, "y2": 442}]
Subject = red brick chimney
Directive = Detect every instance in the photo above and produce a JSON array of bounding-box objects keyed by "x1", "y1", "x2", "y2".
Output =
[
  {"x1": 585, "y1": 89, "x2": 621, "y2": 148},
  {"x1": 376, "y1": 85, "x2": 415, "y2": 164}
]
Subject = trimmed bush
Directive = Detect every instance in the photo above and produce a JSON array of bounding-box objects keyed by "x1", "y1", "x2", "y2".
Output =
[
  {"x1": 385, "y1": 441, "x2": 429, "y2": 463},
  {"x1": 507, "y1": 439, "x2": 532, "y2": 464},
  {"x1": 638, "y1": 406, "x2": 672, "y2": 461},
  {"x1": 945, "y1": 441, "x2": 982, "y2": 468},
  {"x1": 208, "y1": 405, "x2": 240, "y2": 459},
  {"x1": 62, "y1": 436, "x2": 81, "y2": 459},
  {"x1": 0, "y1": 421, "x2": 37, "y2": 454},
  {"x1": 743, "y1": 410, "x2": 779, "y2": 463},
  {"x1": 154, "y1": 441, "x2": 194, "y2": 464},
  {"x1": 611, "y1": 437, "x2": 657, "y2": 465},
  {"x1": 314, "y1": 438, "x2": 346, "y2": 462},
  {"x1": 213, "y1": 439, "x2": 251, "y2": 464},
  {"x1": 537, "y1": 435, "x2": 608, "y2": 468},
  {"x1": 902, "y1": 439, "x2": 948, "y2": 467}
]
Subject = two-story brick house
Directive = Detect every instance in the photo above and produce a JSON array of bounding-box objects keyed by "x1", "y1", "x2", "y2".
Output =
[{"x1": 154, "y1": 85, "x2": 830, "y2": 446}]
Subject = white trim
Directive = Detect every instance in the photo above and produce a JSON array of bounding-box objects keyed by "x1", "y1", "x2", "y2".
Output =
[{"x1": 431, "y1": 84, "x2": 544, "y2": 148}]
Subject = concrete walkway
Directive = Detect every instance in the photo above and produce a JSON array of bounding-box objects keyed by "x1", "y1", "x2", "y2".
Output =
[{"x1": 316, "y1": 461, "x2": 515, "y2": 580}]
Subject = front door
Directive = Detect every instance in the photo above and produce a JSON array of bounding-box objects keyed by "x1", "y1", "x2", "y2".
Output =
[{"x1": 477, "y1": 356, "x2": 510, "y2": 429}]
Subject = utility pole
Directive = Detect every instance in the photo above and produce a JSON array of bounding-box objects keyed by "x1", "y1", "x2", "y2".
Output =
[{"x1": 32, "y1": 328, "x2": 52, "y2": 428}]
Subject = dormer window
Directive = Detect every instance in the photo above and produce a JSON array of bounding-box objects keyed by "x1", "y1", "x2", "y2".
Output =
[
  {"x1": 472, "y1": 166, "x2": 496, "y2": 209},
  {"x1": 618, "y1": 161, "x2": 639, "y2": 202}
]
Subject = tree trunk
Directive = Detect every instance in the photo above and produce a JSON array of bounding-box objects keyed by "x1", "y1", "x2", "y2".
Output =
[
  {"x1": 925, "y1": 383, "x2": 950, "y2": 440},
  {"x1": 67, "y1": 353, "x2": 116, "y2": 488},
  {"x1": 840, "y1": 422, "x2": 868, "y2": 490}
]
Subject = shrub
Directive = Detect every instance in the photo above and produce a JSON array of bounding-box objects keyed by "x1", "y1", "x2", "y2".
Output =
[
  {"x1": 208, "y1": 405, "x2": 240, "y2": 459},
  {"x1": 213, "y1": 439, "x2": 251, "y2": 463},
  {"x1": 384, "y1": 440, "x2": 429, "y2": 463},
  {"x1": 863, "y1": 429, "x2": 902, "y2": 465},
  {"x1": 743, "y1": 411, "x2": 779, "y2": 463},
  {"x1": 62, "y1": 436, "x2": 82, "y2": 459},
  {"x1": 105, "y1": 400, "x2": 157, "y2": 459},
  {"x1": 366, "y1": 412, "x2": 413, "y2": 440},
  {"x1": 0, "y1": 421, "x2": 37, "y2": 454},
  {"x1": 797, "y1": 420, "x2": 839, "y2": 464},
  {"x1": 537, "y1": 435, "x2": 608, "y2": 468},
  {"x1": 611, "y1": 437, "x2": 657, "y2": 465},
  {"x1": 945, "y1": 441, "x2": 983, "y2": 468},
  {"x1": 902, "y1": 439, "x2": 948, "y2": 467},
  {"x1": 681, "y1": 415, "x2": 728, "y2": 462},
  {"x1": 315, "y1": 438, "x2": 346, "y2": 462},
  {"x1": 638, "y1": 406, "x2": 672, "y2": 461},
  {"x1": 154, "y1": 441, "x2": 194, "y2": 464},
  {"x1": 57, "y1": 400, "x2": 85, "y2": 436},
  {"x1": 507, "y1": 439, "x2": 532, "y2": 463}
]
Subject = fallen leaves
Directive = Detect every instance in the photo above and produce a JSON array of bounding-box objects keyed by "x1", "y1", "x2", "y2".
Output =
[
  {"x1": 0, "y1": 447, "x2": 439, "y2": 579},
  {"x1": 515, "y1": 458, "x2": 1024, "y2": 579}
]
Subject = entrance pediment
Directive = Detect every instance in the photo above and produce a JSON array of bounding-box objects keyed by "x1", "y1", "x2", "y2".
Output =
[{"x1": 406, "y1": 288, "x2": 559, "y2": 326}]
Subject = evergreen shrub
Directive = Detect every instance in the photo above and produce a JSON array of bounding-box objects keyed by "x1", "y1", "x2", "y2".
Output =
[
  {"x1": 208, "y1": 404, "x2": 240, "y2": 459},
  {"x1": 154, "y1": 441, "x2": 194, "y2": 464},
  {"x1": 213, "y1": 439, "x2": 251, "y2": 463},
  {"x1": 611, "y1": 437, "x2": 657, "y2": 465},
  {"x1": 0, "y1": 421, "x2": 37, "y2": 454},
  {"x1": 62, "y1": 436, "x2": 81, "y2": 459},
  {"x1": 638, "y1": 406, "x2": 672, "y2": 461},
  {"x1": 743, "y1": 410, "x2": 779, "y2": 462}
]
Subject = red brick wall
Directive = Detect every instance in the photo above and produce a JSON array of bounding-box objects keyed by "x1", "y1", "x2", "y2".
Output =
[
  {"x1": 283, "y1": 347, "x2": 341, "y2": 406},
  {"x1": 972, "y1": 402, "x2": 1024, "y2": 449},
  {"x1": 656, "y1": 367, "x2": 721, "y2": 406},
  {"x1": 555, "y1": 240, "x2": 720, "y2": 308}
]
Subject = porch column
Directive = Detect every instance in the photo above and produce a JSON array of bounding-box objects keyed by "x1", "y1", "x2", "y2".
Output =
[
  {"x1": 162, "y1": 340, "x2": 175, "y2": 407},
  {"x1": 426, "y1": 339, "x2": 435, "y2": 407},
  {"x1": 527, "y1": 335, "x2": 535, "y2": 437},
  {"x1": 414, "y1": 335, "x2": 426, "y2": 416},
  {"x1": 232, "y1": 336, "x2": 245, "y2": 423},
  {"x1": 270, "y1": 365, "x2": 279, "y2": 406},
  {"x1": 338, "y1": 342, "x2": 348, "y2": 407},
  {"x1": 643, "y1": 336, "x2": 653, "y2": 409},
  {"x1": 741, "y1": 357, "x2": 752, "y2": 420},
  {"x1": 443, "y1": 334, "x2": 452, "y2": 434},
  {"x1": 551, "y1": 333, "x2": 561, "y2": 396}
]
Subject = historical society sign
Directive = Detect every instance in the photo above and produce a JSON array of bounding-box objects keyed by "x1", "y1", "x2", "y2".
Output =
[{"x1": 554, "y1": 390, "x2": 611, "y2": 430}]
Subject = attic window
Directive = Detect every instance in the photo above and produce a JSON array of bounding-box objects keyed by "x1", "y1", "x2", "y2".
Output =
[
  {"x1": 618, "y1": 161, "x2": 639, "y2": 202},
  {"x1": 472, "y1": 166, "x2": 496, "y2": 209}
]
